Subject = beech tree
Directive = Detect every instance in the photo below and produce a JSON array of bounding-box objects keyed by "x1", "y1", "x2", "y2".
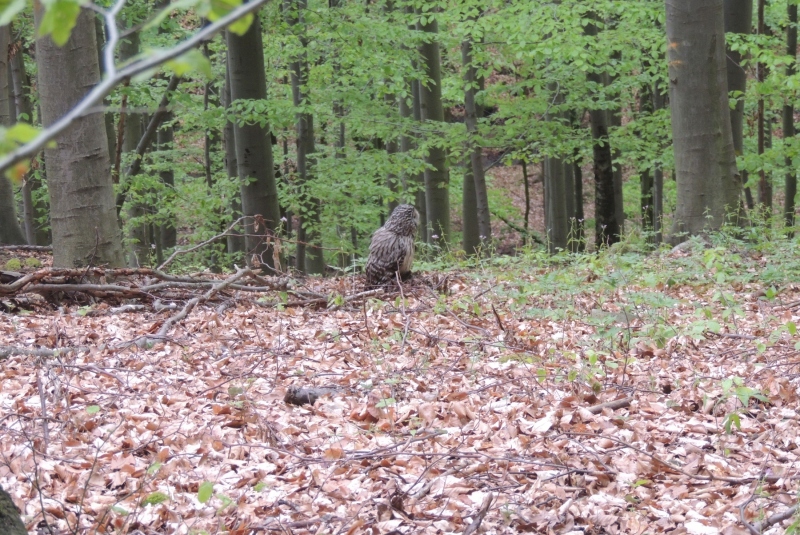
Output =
[
  {"x1": 35, "y1": 7, "x2": 125, "y2": 267},
  {"x1": 666, "y1": 0, "x2": 742, "y2": 238},
  {"x1": 226, "y1": 16, "x2": 282, "y2": 270},
  {"x1": 417, "y1": 9, "x2": 450, "y2": 247}
]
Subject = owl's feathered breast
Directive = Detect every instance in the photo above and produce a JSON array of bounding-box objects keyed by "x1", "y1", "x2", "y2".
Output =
[{"x1": 365, "y1": 204, "x2": 419, "y2": 287}]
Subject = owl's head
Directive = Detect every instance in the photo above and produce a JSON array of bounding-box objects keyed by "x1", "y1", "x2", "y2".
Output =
[{"x1": 385, "y1": 204, "x2": 420, "y2": 236}]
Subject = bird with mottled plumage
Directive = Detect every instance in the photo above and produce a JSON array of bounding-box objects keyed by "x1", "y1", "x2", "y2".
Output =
[{"x1": 365, "y1": 204, "x2": 420, "y2": 287}]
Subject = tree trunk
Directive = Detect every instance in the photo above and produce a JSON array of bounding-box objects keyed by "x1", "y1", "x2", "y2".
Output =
[
  {"x1": 785, "y1": 2, "x2": 797, "y2": 233},
  {"x1": 461, "y1": 38, "x2": 491, "y2": 255},
  {"x1": 226, "y1": 17, "x2": 282, "y2": 270},
  {"x1": 666, "y1": 0, "x2": 742, "y2": 239},
  {"x1": 157, "y1": 113, "x2": 176, "y2": 253},
  {"x1": 285, "y1": 0, "x2": 324, "y2": 274},
  {"x1": 0, "y1": 26, "x2": 25, "y2": 245},
  {"x1": 584, "y1": 18, "x2": 620, "y2": 248},
  {"x1": 35, "y1": 6, "x2": 124, "y2": 267},
  {"x1": 11, "y1": 38, "x2": 49, "y2": 245},
  {"x1": 95, "y1": 15, "x2": 117, "y2": 166},
  {"x1": 120, "y1": 30, "x2": 149, "y2": 267},
  {"x1": 724, "y1": 0, "x2": 753, "y2": 211},
  {"x1": 0, "y1": 487, "x2": 26, "y2": 535},
  {"x1": 410, "y1": 77, "x2": 428, "y2": 243},
  {"x1": 756, "y1": 0, "x2": 772, "y2": 209},
  {"x1": 222, "y1": 62, "x2": 245, "y2": 255},
  {"x1": 418, "y1": 13, "x2": 450, "y2": 247},
  {"x1": 385, "y1": 92, "x2": 399, "y2": 214}
]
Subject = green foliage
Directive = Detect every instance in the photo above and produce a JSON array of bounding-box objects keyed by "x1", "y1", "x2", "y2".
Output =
[
  {"x1": 4, "y1": 258, "x2": 21, "y2": 270},
  {"x1": 141, "y1": 491, "x2": 169, "y2": 506}
]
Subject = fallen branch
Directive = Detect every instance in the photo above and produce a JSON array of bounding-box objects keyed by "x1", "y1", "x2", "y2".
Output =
[
  {"x1": 463, "y1": 492, "x2": 494, "y2": 535},
  {"x1": 586, "y1": 396, "x2": 633, "y2": 415},
  {"x1": 0, "y1": 345, "x2": 90, "y2": 360},
  {"x1": 155, "y1": 267, "x2": 250, "y2": 339}
]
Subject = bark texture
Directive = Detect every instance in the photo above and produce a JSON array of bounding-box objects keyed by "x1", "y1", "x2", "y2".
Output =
[
  {"x1": 584, "y1": 18, "x2": 619, "y2": 248},
  {"x1": 226, "y1": 17, "x2": 282, "y2": 270},
  {"x1": 418, "y1": 15, "x2": 450, "y2": 247},
  {"x1": 35, "y1": 7, "x2": 124, "y2": 267},
  {"x1": 666, "y1": 0, "x2": 742, "y2": 239},
  {"x1": 785, "y1": 2, "x2": 797, "y2": 231},
  {"x1": 0, "y1": 26, "x2": 25, "y2": 245},
  {"x1": 11, "y1": 40, "x2": 49, "y2": 245},
  {"x1": 222, "y1": 63, "x2": 245, "y2": 255},
  {"x1": 461, "y1": 38, "x2": 491, "y2": 255},
  {"x1": 0, "y1": 487, "x2": 26, "y2": 535},
  {"x1": 285, "y1": 0, "x2": 323, "y2": 274}
]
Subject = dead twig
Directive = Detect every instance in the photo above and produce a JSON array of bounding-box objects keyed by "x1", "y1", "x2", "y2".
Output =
[{"x1": 463, "y1": 492, "x2": 494, "y2": 535}]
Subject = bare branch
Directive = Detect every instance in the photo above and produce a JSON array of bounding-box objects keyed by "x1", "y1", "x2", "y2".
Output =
[{"x1": 0, "y1": 0, "x2": 271, "y2": 175}]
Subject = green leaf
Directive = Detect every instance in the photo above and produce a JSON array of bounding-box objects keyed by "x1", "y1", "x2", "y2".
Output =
[
  {"x1": 142, "y1": 492, "x2": 169, "y2": 506},
  {"x1": 165, "y1": 49, "x2": 212, "y2": 79},
  {"x1": 110, "y1": 506, "x2": 129, "y2": 516},
  {"x1": 5, "y1": 122, "x2": 38, "y2": 143},
  {"x1": 0, "y1": 0, "x2": 26, "y2": 26},
  {"x1": 38, "y1": 0, "x2": 82, "y2": 46},
  {"x1": 86, "y1": 405, "x2": 100, "y2": 414},
  {"x1": 197, "y1": 481, "x2": 214, "y2": 503},
  {"x1": 147, "y1": 462, "x2": 162, "y2": 475},
  {"x1": 227, "y1": 13, "x2": 253, "y2": 36}
]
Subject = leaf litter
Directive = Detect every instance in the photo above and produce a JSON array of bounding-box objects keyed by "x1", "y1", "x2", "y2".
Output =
[{"x1": 2, "y1": 244, "x2": 800, "y2": 534}]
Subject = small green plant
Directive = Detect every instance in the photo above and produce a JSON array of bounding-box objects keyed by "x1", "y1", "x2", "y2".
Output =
[
  {"x1": 4, "y1": 258, "x2": 21, "y2": 270},
  {"x1": 142, "y1": 491, "x2": 169, "y2": 506},
  {"x1": 24, "y1": 257, "x2": 41, "y2": 268}
]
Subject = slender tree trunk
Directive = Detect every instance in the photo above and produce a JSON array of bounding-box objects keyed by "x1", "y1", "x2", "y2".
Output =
[
  {"x1": 572, "y1": 157, "x2": 585, "y2": 251},
  {"x1": 157, "y1": 114, "x2": 176, "y2": 254},
  {"x1": 222, "y1": 62, "x2": 245, "y2": 255},
  {"x1": 285, "y1": 0, "x2": 324, "y2": 274},
  {"x1": 410, "y1": 77, "x2": 428, "y2": 243},
  {"x1": 417, "y1": 13, "x2": 450, "y2": 247},
  {"x1": 0, "y1": 26, "x2": 25, "y2": 245},
  {"x1": 606, "y1": 55, "x2": 625, "y2": 233},
  {"x1": 11, "y1": 39, "x2": 48, "y2": 245},
  {"x1": 666, "y1": 0, "x2": 742, "y2": 239},
  {"x1": 120, "y1": 30, "x2": 149, "y2": 267},
  {"x1": 226, "y1": 17, "x2": 282, "y2": 270},
  {"x1": 461, "y1": 38, "x2": 491, "y2": 255},
  {"x1": 522, "y1": 160, "x2": 531, "y2": 246},
  {"x1": 385, "y1": 92, "x2": 400, "y2": 214},
  {"x1": 35, "y1": 6, "x2": 124, "y2": 266},
  {"x1": 785, "y1": 2, "x2": 797, "y2": 233},
  {"x1": 639, "y1": 86, "x2": 655, "y2": 240},
  {"x1": 756, "y1": 0, "x2": 772, "y2": 209},
  {"x1": 724, "y1": 0, "x2": 753, "y2": 211},
  {"x1": 584, "y1": 18, "x2": 620, "y2": 248}
]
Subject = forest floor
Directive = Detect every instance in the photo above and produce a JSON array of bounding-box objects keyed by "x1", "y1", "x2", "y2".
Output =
[{"x1": 3, "y1": 230, "x2": 800, "y2": 535}]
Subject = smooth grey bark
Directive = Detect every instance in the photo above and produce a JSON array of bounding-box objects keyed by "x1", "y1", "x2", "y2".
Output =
[
  {"x1": 285, "y1": 0, "x2": 324, "y2": 274},
  {"x1": 417, "y1": 14, "x2": 450, "y2": 247},
  {"x1": 11, "y1": 40, "x2": 49, "y2": 245},
  {"x1": 157, "y1": 113, "x2": 176, "y2": 254},
  {"x1": 222, "y1": 63, "x2": 245, "y2": 255},
  {"x1": 606, "y1": 56, "x2": 625, "y2": 233},
  {"x1": 410, "y1": 78, "x2": 428, "y2": 243},
  {"x1": 584, "y1": 18, "x2": 620, "y2": 248},
  {"x1": 226, "y1": 17, "x2": 281, "y2": 270},
  {"x1": 35, "y1": 7, "x2": 124, "y2": 267},
  {"x1": 756, "y1": 0, "x2": 771, "y2": 209},
  {"x1": 544, "y1": 154, "x2": 569, "y2": 252},
  {"x1": 95, "y1": 15, "x2": 117, "y2": 165},
  {"x1": 461, "y1": 38, "x2": 491, "y2": 255},
  {"x1": 724, "y1": 0, "x2": 752, "y2": 209},
  {"x1": 666, "y1": 0, "x2": 742, "y2": 239},
  {"x1": 121, "y1": 30, "x2": 149, "y2": 267},
  {"x1": 0, "y1": 26, "x2": 25, "y2": 245},
  {"x1": 785, "y1": 2, "x2": 797, "y2": 232},
  {"x1": 385, "y1": 93, "x2": 399, "y2": 214}
]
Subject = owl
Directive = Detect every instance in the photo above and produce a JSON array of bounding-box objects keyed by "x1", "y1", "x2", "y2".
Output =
[{"x1": 365, "y1": 204, "x2": 420, "y2": 287}]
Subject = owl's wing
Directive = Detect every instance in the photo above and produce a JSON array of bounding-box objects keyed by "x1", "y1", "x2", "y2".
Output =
[{"x1": 366, "y1": 229, "x2": 409, "y2": 285}]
